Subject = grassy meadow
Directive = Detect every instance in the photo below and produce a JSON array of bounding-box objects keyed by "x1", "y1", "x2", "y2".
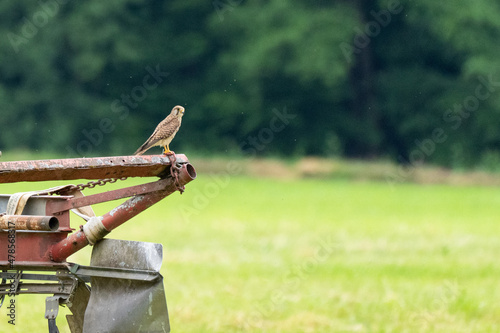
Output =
[{"x1": 1, "y1": 157, "x2": 500, "y2": 332}]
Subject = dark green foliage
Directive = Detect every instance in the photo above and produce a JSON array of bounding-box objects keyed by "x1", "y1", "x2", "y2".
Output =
[{"x1": 1, "y1": 0, "x2": 500, "y2": 168}]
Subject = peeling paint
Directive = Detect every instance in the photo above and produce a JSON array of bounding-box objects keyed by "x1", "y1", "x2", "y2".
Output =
[{"x1": 0, "y1": 154, "x2": 189, "y2": 183}]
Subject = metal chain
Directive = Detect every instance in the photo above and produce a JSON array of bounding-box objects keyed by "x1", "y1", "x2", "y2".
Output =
[
  {"x1": 54, "y1": 177, "x2": 128, "y2": 194},
  {"x1": 171, "y1": 165, "x2": 185, "y2": 194},
  {"x1": 167, "y1": 155, "x2": 185, "y2": 194}
]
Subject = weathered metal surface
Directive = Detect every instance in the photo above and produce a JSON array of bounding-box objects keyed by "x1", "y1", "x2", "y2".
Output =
[
  {"x1": 0, "y1": 195, "x2": 72, "y2": 266},
  {"x1": 0, "y1": 270, "x2": 77, "y2": 295},
  {"x1": 0, "y1": 154, "x2": 189, "y2": 183},
  {"x1": 69, "y1": 264, "x2": 159, "y2": 281},
  {"x1": 100, "y1": 165, "x2": 194, "y2": 233},
  {"x1": 0, "y1": 271, "x2": 64, "y2": 281},
  {"x1": 0, "y1": 154, "x2": 196, "y2": 332},
  {"x1": 92, "y1": 239, "x2": 163, "y2": 272},
  {"x1": 0, "y1": 229, "x2": 70, "y2": 265},
  {"x1": 45, "y1": 296, "x2": 61, "y2": 319},
  {"x1": 46, "y1": 177, "x2": 176, "y2": 215},
  {"x1": 0, "y1": 263, "x2": 70, "y2": 271},
  {"x1": 0, "y1": 215, "x2": 59, "y2": 231},
  {"x1": 49, "y1": 163, "x2": 196, "y2": 262},
  {"x1": 0, "y1": 194, "x2": 72, "y2": 230},
  {"x1": 83, "y1": 239, "x2": 169, "y2": 333},
  {"x1": 66, "y1": 281, "x2": 90, "y2": 333},
  {"x1": 49, "y1": 231, "x2": 88, "y2": 263}
]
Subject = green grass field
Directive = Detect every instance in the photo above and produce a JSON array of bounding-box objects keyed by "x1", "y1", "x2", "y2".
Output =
[{"x1": 1, "y1": 170, "x2": 500, "y2": 332}]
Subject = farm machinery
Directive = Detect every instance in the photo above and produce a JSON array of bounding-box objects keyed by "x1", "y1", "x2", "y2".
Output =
[{"x1": 0, "y1": 154, "x2": 196, "y2": 332}]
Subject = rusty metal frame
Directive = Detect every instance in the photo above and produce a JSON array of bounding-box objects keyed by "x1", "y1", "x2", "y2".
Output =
[
  {"x1": 46, "y1": 176, "x2": 180, "y2": 214},
  {"x1": 0, "y1": 270, "x2": 78, "y2": 296},
  {"x1": 48, "y1": 162, "x2": 196, "y2": 262},
  {"x1": 0, "y1": 154, "x2": 190, "y2": 183},
  {"x1": 0, "y1": 154, "x2": 196, "y2": 333},
  {"x1": 0, "y1": 154, "x2": 196, "y2": 264}
]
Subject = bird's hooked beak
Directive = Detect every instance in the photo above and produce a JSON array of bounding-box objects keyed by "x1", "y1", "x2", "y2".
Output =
[{"x1": 173, "y1": 105, "x2": 185, "y2": 116}]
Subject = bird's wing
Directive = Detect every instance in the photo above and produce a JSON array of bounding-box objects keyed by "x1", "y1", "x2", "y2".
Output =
[{"x1": 156, "y1": 116, "x2": 180, "y2": 139}]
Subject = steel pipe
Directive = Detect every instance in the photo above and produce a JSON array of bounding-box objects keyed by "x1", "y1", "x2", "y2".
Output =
[{"x1": 0, "y1": 215, "x2": 59, "y2": 231}]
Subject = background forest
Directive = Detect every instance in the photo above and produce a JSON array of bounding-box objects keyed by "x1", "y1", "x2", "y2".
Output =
[{"x1": 1, "y1": 0, "x2": 500, "y2": 170}]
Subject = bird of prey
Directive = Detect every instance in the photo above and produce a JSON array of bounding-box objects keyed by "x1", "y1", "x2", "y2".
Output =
[{"x1": 134, "y1": 105, "x2": 185, "y2": 155}]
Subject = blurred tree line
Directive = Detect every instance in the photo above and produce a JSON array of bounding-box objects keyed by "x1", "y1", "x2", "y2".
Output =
[{"x1": 1, "y1": 0, "x2": 500, "y2": 169}]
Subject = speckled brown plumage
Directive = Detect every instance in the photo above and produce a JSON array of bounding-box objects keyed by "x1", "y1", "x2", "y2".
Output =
[{"x1": 134, "y1": 105, "x2": 185, "y2": 155}]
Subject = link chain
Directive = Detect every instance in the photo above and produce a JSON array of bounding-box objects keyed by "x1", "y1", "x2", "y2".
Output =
[
  {"x1": 53, "y1": 177, "x2": 128, "y2": 194},
  {"x1": 167, "y1": 154, "x2": 185, "y2": 194}
]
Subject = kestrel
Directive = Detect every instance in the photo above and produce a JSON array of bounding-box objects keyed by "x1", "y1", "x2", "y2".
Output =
[{"x1": 134, "y1": 105, "x2": 185, "y2": 155}]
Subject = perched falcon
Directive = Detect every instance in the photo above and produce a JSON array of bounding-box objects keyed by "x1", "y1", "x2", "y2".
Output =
[{"x1": 134, "y1": 105, "x2": 185, "y2": 155}]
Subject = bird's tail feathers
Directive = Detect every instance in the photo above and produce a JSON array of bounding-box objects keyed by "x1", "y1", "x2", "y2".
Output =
[
  {"x1": 134, "y1": 141, "x2": 151, "y2": 155},
  {"x1": 134, "y1": 149, "x2": 145, "y2": 156}
]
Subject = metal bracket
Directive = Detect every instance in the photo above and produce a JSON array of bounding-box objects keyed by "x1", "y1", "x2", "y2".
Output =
[
  {"x1": 0, "y1": 270, "x2": 79, "y2": 297},
  {"x1": 69, "y1": 263, "x2": 160, "y2": 282},
  {"x1": 45, "y1": 296, "x2": 61, "y2": 319},
  {"x1": 0, "y1": 270, "x2": 21, "y2": 309},
  {"x1": 45, "y1": 296, "x2": 64, "y2": 333},
  {"x1": 11, "y1": 271, "x2": 22, "y2": 295}
]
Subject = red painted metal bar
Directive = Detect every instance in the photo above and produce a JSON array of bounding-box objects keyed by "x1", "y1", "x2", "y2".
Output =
[
  {"x1": 46, "y1": 178, "x2": 174, "y2": 215},
  {"x1": 49, "y1": 163, "x2": 196, "y2": 262},
  {"x1": 0, "y1": 154, "x2": 189, "y2": 183}
]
